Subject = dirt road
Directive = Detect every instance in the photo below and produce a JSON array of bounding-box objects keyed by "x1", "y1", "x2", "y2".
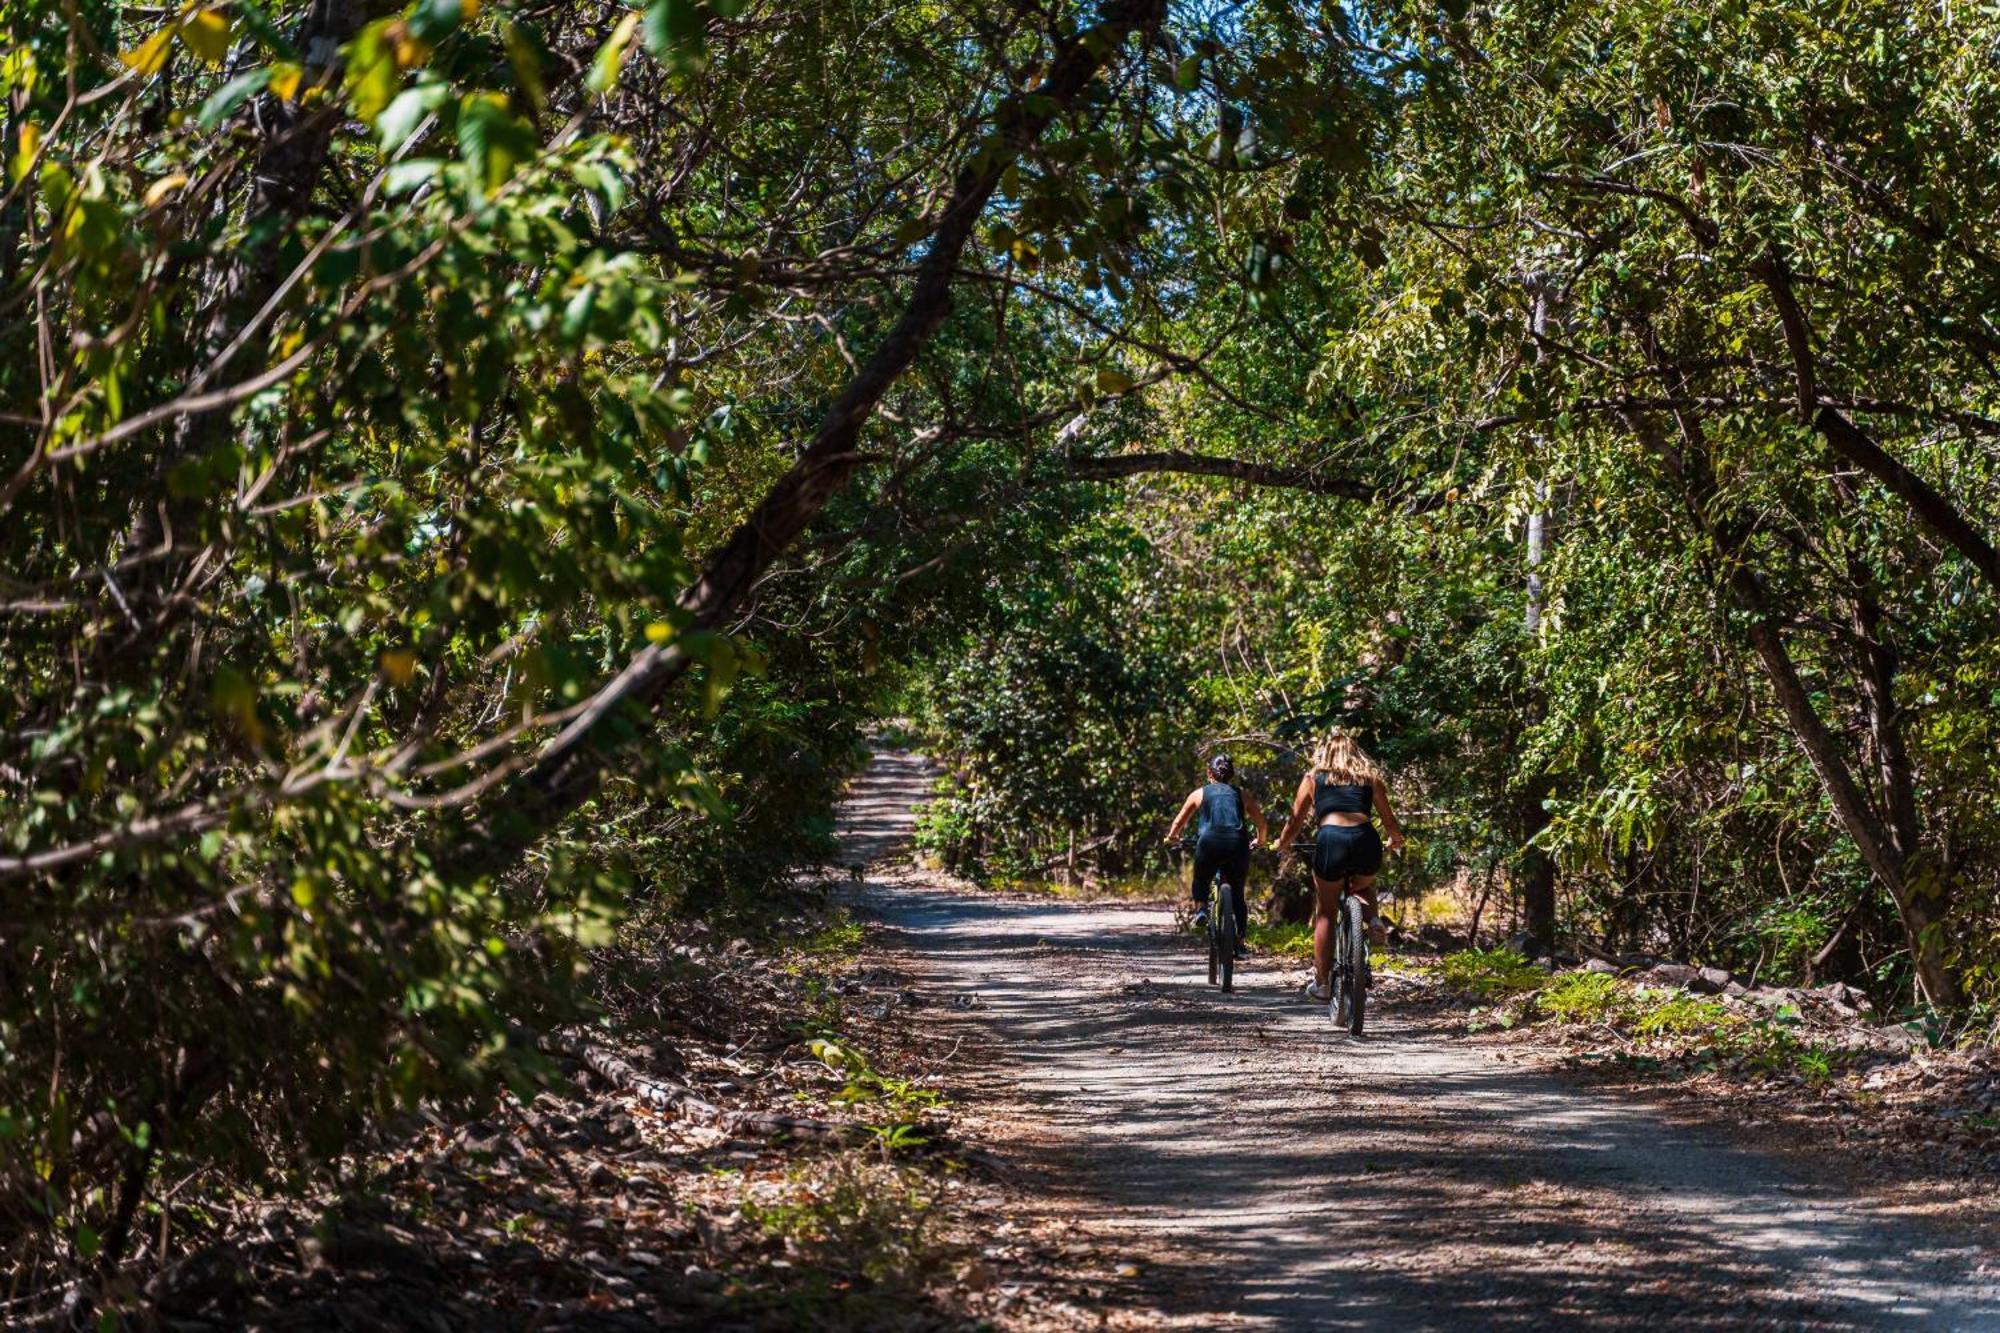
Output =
[{"x1": 841, "y1": 746, "x2": 2000, "y2": 1330}]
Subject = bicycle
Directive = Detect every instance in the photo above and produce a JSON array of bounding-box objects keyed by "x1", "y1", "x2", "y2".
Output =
[
  {"x1": 1292, "y1": 841, "x2": 1370, "y2": 1036},
  {"x1": 1174, "y1": 837, "x2": 1243, "y2": 993}
]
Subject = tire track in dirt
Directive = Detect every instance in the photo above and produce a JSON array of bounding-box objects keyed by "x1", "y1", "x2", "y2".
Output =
[{"x1": 841, "y1": 744, "x2": 2000, "y2": 1330}]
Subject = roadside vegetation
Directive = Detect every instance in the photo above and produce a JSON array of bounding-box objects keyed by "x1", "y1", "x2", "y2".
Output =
[
  {"x1": 1421, "y1": 947, "x2": 1843, "y2": 1068},
  {"x1": 6, "y1": 0, "x2": 2000, "y2": 1320}
]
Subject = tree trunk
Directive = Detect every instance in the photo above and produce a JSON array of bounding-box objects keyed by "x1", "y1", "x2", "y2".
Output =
[
  {"x1": 1516, "y1": 791, "x2": 1558, "y2": 950},
  {"x1": 1515, "y1": 277, "x2": 1557, "y2": 949}
]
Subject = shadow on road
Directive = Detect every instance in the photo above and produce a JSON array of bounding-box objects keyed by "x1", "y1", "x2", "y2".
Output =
[{"x1": 846, "y1": 746, "x2": 2000, "y2": 1332}]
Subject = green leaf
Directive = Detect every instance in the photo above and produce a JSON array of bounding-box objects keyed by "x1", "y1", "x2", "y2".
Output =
[
  {"x1": 408, "y1": 0, "x2": 470, "y2": 45},
  {"x1": 502, "y1": 21, "x2": 549, "y2": 113},
  {"x1": 344, "y1": 20, "x2": 401, "y2": 124},
  {"x1": 377, "y1": 82, "x2": 449, "y2": 153},
  {"x1": 456, "y1": 93, "x2": 536, "y2": 194},
  {"x1": 199, "y1": 67, "x2": 271, "y2": 128},
  {"x1": 382, "y1": 159, "x2": 445, "y2": 196},
  {"x1": 561, "y1": 283, "x2": 597, "y2": 341},
  {"x1": 642, "y1": 0, "x2": 706, "y2": 71}
]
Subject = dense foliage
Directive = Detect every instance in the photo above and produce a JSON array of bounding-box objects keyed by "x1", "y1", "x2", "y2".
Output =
[
  {"x1": 907, "y1": 0, "x2": 2000, "y2": 1018},
  {"x1": 5, "y1": 0, "x2": 1999, "y2": 1316}
]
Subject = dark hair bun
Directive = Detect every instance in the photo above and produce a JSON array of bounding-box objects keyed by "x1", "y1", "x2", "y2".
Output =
[{"x1": 1207, "y1": 754, "x2": 1235, "y2": 781}]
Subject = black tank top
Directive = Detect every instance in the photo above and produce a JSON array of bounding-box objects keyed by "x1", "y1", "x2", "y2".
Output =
[
  {"x1": 1196, "y1": 782, "x2": 1246, "y2": 840},
  {"x1": 1314, "y1": 772, "x2": 1372, "y2": 819}
]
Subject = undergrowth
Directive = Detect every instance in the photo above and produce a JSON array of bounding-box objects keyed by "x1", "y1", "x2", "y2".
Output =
[
  {"x1": 1534, "y1": 970, "x2": 1626, "y2": 1023},
  {"x1": 1434, "y1": 950, "x2": 1851, "y2": 1084},
  {"x1": 1247, "y1": 922, "x2": 1315, "y2": 960},
  {"x1": 741, "y1": 1158, "x2": 946, "y2": 1284},
  {"x1": 1436, "y1": 948, "x2": 1548, "y2": 998}
]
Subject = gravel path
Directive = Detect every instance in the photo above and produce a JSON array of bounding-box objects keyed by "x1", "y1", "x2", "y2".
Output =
[{"x1": 841, "y1": 745, "x2": 2000, "y2": 1330}]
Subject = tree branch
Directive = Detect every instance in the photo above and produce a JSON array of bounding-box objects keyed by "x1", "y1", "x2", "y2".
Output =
[
  {"x1": 440, "y1": 0, "x2": 1169, "y2": 882},
  {"x1": 1061, "y1": 449, "x2": 1377, "y2": 500},
  {"x1": 1755, "y1": 255, "x2": 2000, "y2": 591}
]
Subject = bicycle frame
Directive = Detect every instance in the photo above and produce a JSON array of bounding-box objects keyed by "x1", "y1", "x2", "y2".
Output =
[
  {"x1": 1292, "y1": 840, "x2": 1374, "y2": 1034},
  {"x1": 1175, "y1": 839, "x2": 1242, "y2": 992}
]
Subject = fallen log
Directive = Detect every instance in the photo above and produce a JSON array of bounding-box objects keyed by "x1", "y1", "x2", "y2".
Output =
[{"x1": 541, "y1": 1034, "x2": 863, "y2": 1144}]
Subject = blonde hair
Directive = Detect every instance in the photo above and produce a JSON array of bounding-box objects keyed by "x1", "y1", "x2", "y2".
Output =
[{"x1": 1311, "y1": 728, "x2": 1382, "y2": 785}]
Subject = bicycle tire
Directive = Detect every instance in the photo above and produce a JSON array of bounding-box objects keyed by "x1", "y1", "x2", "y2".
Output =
[
  {"x1": 1344, "y1": 894, "x2": 1369, "y2": 1036},
  {"x1": 1331, "y1": 906, "x2": 1349, "y2": 1027},
  {"x1": 1218, "y1": 880, "x2": 1238, "y2": 993},
  {"x1": 1206, "y1": 895, "x2": 1219, "y2": 985}
]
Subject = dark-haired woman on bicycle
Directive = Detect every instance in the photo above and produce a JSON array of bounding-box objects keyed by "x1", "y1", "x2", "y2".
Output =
[
  {"x1": 1165, "y1": 754, "x2": 1269, "y2": 960},
  {"x1": 1274, "y1": 729, "x2": 1406, "y2": 1001}
]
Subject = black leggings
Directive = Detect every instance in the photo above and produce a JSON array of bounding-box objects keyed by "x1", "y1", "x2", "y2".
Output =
[{"x1": 1192, "y1": 834, "x2": 1250, "y2": 937}]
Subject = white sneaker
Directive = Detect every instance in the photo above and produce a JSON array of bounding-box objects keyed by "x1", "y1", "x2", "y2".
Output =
[{"x1": 1301, "y1": 978, "x2": 1329, "y2": 1002}]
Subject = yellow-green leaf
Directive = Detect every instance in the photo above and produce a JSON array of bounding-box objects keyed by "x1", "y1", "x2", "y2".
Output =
[
  {"x1": 379, "y1": 649, "x2": 418, "y2": 685},
  {"x1": 587, "y1": 11, "x2": 642, "y2": 95},
  {"x1": 120, "y1": 28, "x2": 174, "y2": 77},
  {"x1": 10, "y1": 122, "x2": 37, "y2": 184},
  {"x1": 143, "y1": 173, "x2": 189, "y2": 207},
  {"x1": 268, "y1": 61, "x2": 305, "y2": 102},
  {"x1": 502, "y1": 21, "x2": 547, "y2": 113},
  {"x1": 177, "y1": 10, "x2": 233, "y2": 65},
  {"x1": 345, "y1": 21, "x2": 401, "y2": 123}
]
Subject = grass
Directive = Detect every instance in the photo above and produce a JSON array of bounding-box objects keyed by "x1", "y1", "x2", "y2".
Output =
[
  {"x1": 1721, "y1": 1020, "x2": 1843, "y2": 1085},
  {"x1": 808, "y1": 1036, "x2": 947, "y2": 1130}
]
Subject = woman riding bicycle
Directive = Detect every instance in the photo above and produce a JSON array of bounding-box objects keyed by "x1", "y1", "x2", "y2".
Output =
[
  {"x1": 1164, "y1": 754, "x2": 1269, "y2": 960},
  {"x1": 1274, "y1": 728, "x2": 1406, "y2": 1001}
]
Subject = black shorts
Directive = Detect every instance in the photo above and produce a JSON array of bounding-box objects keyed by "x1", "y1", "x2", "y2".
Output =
[{"x1": 1312, "y1": 822, "x2": 1383, "y2": 881}]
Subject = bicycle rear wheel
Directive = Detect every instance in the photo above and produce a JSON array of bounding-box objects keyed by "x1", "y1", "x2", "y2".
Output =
[
  {"x1": 1330, "y1": 907, "x2": 1349, "y2": 1026},
  {"x1": 1206, "y1": 893, "x2": 1219, "y2": 985},
  {"x1": 1218, "y1": 880, "x2": 1238, "y2": 993},
  {"x1": 1343, "y1": 893, "x2": 1369, "y2": 1036}
]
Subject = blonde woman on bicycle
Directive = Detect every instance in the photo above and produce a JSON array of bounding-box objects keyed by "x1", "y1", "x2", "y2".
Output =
[{"x1": 1274, "y1": 729, "x2": 1406, "y2": 1002}]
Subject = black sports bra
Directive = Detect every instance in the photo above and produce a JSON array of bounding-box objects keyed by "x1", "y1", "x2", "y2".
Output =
[{"x1": 1313, "y1": 773, "x2": 1373, "y2": 820}]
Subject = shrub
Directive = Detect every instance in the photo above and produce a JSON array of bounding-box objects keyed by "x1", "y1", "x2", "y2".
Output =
[
  {"x1": 1247, "y1": 922, "x2": 1315, "y2": 961},
  {"x1": 912, "y1": 787, "x2": 979, "y2": 878},
  {"x1": 1437, "y1": 948, "x2": 1547, "y2": 998},
  {"x1": 1536, "y1": 971, "x2": 1628, "y2": 1023},
  {"x1": 1634, "y1": 993, "x2": 1736, "y2": 1036}
]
